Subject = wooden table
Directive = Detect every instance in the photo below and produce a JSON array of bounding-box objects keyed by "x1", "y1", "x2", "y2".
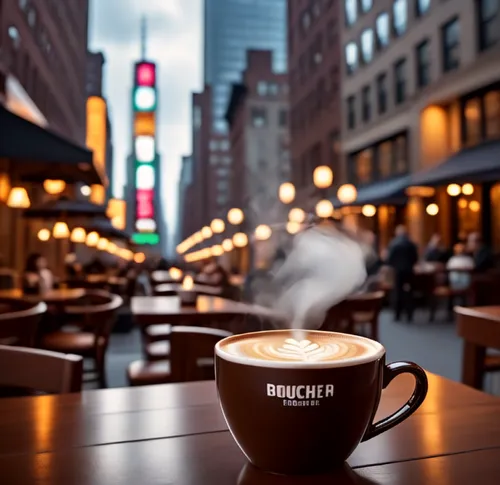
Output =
[
  {"x1": 0, "y1": 373, "x2": 499, "y2": 484},
  {"x1": 455, "y1": 305, "x2": 500, "y2": 389},
  {"x1": 153, "y1": 283, "x2": 222, "y2": 296},
  {"x1": 132, "y1": 295, "x2": 285, "y2": 326},
  {"x1": 0, "y1": 288, "x2": 85, "y2": 303}
]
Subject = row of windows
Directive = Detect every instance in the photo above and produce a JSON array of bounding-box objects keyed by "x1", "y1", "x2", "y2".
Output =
[
  {"x1": 346, "y1": 17, "x2": 462, "y2": 130},
  {"x1": 291, "y1": 68, "x2": 339, "y2": 134},
  {"x1": 250, "y1": 107, "x2": 288, "y2": 128},
  {"x1": 256, "y1": 81, "x2": 288, "y2": 97},
  {"x1": 345, "y1": 0, "x2": 374, "y2": 27},
  {"x1": 347, "y1": 133, "x2": 409, "y2": 186},
  {"x1": 345, "y1": 0, "x2": 432, "y2": 74}
]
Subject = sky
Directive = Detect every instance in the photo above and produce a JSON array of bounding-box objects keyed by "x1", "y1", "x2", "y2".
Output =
[{"x1": 88, "y1": 0, "x2": 203, "y2": 254}]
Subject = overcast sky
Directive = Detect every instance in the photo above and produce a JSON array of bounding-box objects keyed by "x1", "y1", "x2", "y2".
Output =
[{"x1": 88, "y1": 0, "x2": 203, "y2": 253}]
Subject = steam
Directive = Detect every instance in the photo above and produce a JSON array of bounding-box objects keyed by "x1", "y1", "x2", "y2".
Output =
[{"x1": 270, "y1": 222, "x2": 373, "y2": 331}]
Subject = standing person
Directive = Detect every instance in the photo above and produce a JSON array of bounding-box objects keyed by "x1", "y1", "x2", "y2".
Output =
[
  {"x1": 386, "y1": 225, "x2": 419, "y2": 322},
  {"x1": 467, "y1": 232, "x2": 494, "y2": 272}
]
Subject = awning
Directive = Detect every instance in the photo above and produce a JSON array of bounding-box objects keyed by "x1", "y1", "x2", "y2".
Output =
[
  {"x1": 82, "y1": 218, "x2": 131, "y2": 241},
  {"x1": 23, "y1": 197, "x2": 107, "y2": 219},
  {"x1": 332, "y1": 175, "x2": 411, "y2": 207},
  {"x1": 0, "y1": 105, "x2": 102, "y2": 185},
  {"x1": 410, "y1": 139, "x2": 500, "y2": 187}
]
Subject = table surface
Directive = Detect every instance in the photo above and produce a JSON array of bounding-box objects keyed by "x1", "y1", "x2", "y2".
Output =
[
  {"x1": 455, "y1": 305, "x2": 500, "y2": 321},
  {"x1": 153, "y1": 283, "x2": 222, "y2": 296},
  {"x1": 0, "y1": 288, "x2": 85, "y2": 302},
  {"x1": 0, "y1": 372, "x2": 499, "y2": 484}
]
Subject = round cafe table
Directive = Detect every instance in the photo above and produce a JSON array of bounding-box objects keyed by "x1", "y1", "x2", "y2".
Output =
[{"x1": 0, "y1": 288, "x2": 85, "y2": 304}]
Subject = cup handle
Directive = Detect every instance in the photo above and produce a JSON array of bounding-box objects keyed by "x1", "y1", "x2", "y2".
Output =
[{"x1": 361, "y1": 361, "x2": 428, "y2": 442}]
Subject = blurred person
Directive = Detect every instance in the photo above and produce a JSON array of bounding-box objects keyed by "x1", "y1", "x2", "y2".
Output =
[
  {"x1": 65, "y1": 253, "x2": 83, "y2": 280},
  {"x1": 23, "y1": 253, "x2": 54, "y2": 294},
  {"x1": 386, "y1": 225, "x2": 419, "y2": 322},
  {"x1": 467, "y1": 232, "x2": 494, "y2": 272},
  {"x1": 84, "y1": 256, "x2": 106, "y2": 275},
  {"x1": 447, "y1": 243, "x2": 474, "y2": 291},
  {"x1": 424, "y1": 234, "x2": 449, "y2": 263}
]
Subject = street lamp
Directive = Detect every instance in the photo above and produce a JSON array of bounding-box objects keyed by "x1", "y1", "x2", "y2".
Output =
[
  {"x1": 201, "y1": 226, "x2": 213, "y2": 239},
  {"x1": 7, "y1": 187, "x2": 30, "y2": 208},
  {"x1": 43, "y1": 179, "x2": 66, "y2": 195},
  {"x1": 227, "y1": 208, "x2": 244, "y2": 225},
  {"x1": 426, "y1": 203, "x2": 439, "y2": 216},
  {"x1": 446, "y1": 184, "x2": 461, "y2": 197},
  {"x1": 70, "y1": 227, "x2": 87, "y2": 243},
  {"x1": 337, "y1": 184, "x2": 357, "y2": 204},
  {"x1": 278, "y1": 182, "x2": 295, "y2": 204},
  {"x1": 313, "y1": 166, "x2": 333, "y2": 189},
  {"x1": 255, "y1": 224, "x2": 272, "y2": 241},
  {"x1": 361, "y1": 204, "x2": 377, "y2": 217},
  {"x1": 233, "y1": 232, "x2": 248, "y2": 248},
  {"x1": 315, "y1": 199, "x2": 334, "y2": 218},
  {"x1": 211, "y1": 218, "x2": 225, "y2": 234},
  {"x1": 86, "y1": 231, "x2": 100, "y2": 247},
  {"x1": 288, "y1": 207, "x2": 306, "y2": 224},
  {"x1": 53, "y1": 222, "x2": 70, "y2": 239},
  {"x1": 37, "y1": 228, "x2": 51, "y2": 241},
  {"x1": 222, "y1": 238, "x2": 234, "y2": 252}
]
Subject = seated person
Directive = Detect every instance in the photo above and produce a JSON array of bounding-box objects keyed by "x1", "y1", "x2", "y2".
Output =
[
  {"x1": 447, "y1": 243, "x2": 474, "y2": 290},
  {"x1": 23, "y1": 253, "x2": 54, "y2": 294}
]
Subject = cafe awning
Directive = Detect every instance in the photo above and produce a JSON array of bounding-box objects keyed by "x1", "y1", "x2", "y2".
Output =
[
  {"x1": 0, "y1": 105, "x2": 102, "y2": 185},
  {"x1": 22, "y1": 197, "x2": 107, "y2": 219},
  {"x1": 332, "y1": 175, "x2": 411, "y2": 207},
  {"x1": 410, "y1": 139, "x2": 500, "y2": 187}
]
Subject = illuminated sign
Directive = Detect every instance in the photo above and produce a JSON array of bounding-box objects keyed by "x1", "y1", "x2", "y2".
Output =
[
  {"x1": 136, "y1": 62, "x2": 156, "y2": 87},
  {"x1": 134, "y1": 112, "x2": 155, "y2": 136},
  {"x1": 135, "y1": 136, "x2": 155, "y2": 163},
  {"x1": 86, "y1": 96, "x2": 107, "y2": 190},
  {"x1": 134, "y1": 86, "x2": 156, "y2": 111},
  {"x1": 132, "y1": 61, "x2": 159, "y2": 246},
  {"x1": 136, "y1": 164, "x2": 155, "y2": 190}
]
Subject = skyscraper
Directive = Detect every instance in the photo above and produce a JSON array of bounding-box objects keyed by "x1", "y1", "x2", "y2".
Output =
[{"x1": 204, "y1": 0, "x2": 287, "y2": 134}]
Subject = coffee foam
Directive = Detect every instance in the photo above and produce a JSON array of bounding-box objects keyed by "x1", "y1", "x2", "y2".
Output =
[{"x1": 216, "y1": 330, "x2": 385, "y2": 369}]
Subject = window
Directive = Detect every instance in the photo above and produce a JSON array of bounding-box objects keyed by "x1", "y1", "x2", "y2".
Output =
[
  {"x1": 345, "y1": 0, "x2": 357, "y2": 26},
  {"x1": 416, "y1": 39, "x2": 430, "y2": 88},
  {"x1": 393, "y1": 0, "x2": 408, "y2": 37},
  {"x1": 394, "y1": 136, "x2": 408, "y2": 174},
  {"x1": 219, "y1": 139, "x2": 230, "y2": 151},
  {"x1": 8, "y1": 26, "x2": 21, "y2": 49},
  {"x1": 361, "y1": 29, "x2": 374, "y2": 63},
  {"x1": 378, "y1": 141, "x2": 393, "y2": 177},
  {"x1": 27, "y1": 7, "x2": 36, "y2": 27},
  {"x1": 394, "y1": 58, "x2": 407, "y2": 104},
  {"x1": 478, "y1": 0, "x2": 499, "y2": 51},
  {"x1": 464, "y1": 98, "x2": 482, "y2": 146},
  {"x1": 257, "y1": 81, "x2": 268, "y2": 96},
  {"x1": 376, "y1": 13, "x2": 390, "y2": 49},
  {"x1": 314, "y1": 34, "x2": 323, "y2": 65},
  {"x1": 442, "y1": 17, "x2": 460, "y2": 72},
  {"x1": 377, "y1": 73, "x2": 388, "y2": 114},
  {"x1": 251, "y1": 108, "x2": 267, "y2": 127},
  {"x1": 345, "y1": 42, "x2": 359, "y2": 74},
  {"x1": 326, "y1": 19, "x2": 337, "y2": 47},
  {"x1": 416, "y1": 0, "x2": 431, "y2": 17},
  {"x1": 209, "y1": 140, "x2": 218, "y2": 151},
  {"x1": 19, "y1": 0, "x2": 28, "y2": 10},
  {"x1": 362, "y1": 86, "x2": 371, "y2": 122},
  {"x1": 361, "y1": 0, "x2": 373, "y2": 13},
  {"x1": 301, "y1": 10, "x2": 311, "y2": 32},
  {"x1": 312, "y1": 0, "x2": 321, "y2": 18},
  {"x1": 356, "y1": 149, "x2": 373, "y2": 184},
  {"x1": 279, "y1": 109, "x2": 288, "y2": 127},
  {"x1": 484, "y1": 90, "x2": 500, "y2": 139},
  {"x1": 268, "y1": 83, "x2": 279, "y2": 95},
  {"x1": 347, "y1": 96, "x2": 356, "y2": 129}
]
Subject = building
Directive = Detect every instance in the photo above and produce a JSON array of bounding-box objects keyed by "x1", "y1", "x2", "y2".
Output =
[
  {"x1": 226, "y1": 50, "x2": 291, "y2": 232},
  {"x1": 86, "y1": 50, "x2": 114, "y2": 199},
  {"x1": 177, "y1": 154, "x2": 194, "y2": 243},
  {"x1": 287, "y1": 0, "x2": 342, "y2": 191},
  {"x1": 204, "y1": 0, "x2": 287, "y2": 135},
  {"x1": 0, "y1": 0, "x2": 89, "y2": 143},
  {"x1": 340, "y1": 0, "x2": 500, "y2": 249}
]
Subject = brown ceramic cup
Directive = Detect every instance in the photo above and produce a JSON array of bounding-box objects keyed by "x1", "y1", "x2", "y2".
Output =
[{"x1": 215, "y1": 330, "x2": 428, "y2": 475}]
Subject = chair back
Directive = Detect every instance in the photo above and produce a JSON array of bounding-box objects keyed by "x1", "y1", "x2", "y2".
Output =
[
  {"x1": 0, "y1": 345, "x2": 82, "y2": 394},
  {"x1": 0, "y1": 298, "x2": 47, "y2": 346},
  {"x1": 170, "y1": 326, "x2": 232, "y2": 382},
  {"x1": 64, "y1": 291, "x2": 123, "y2": 348},
  {"x1": 469, "y1": 271, "x2": 500, "y2": 306}
]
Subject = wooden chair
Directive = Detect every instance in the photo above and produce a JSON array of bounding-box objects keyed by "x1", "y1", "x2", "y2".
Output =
[
  {"x1": 127, "y1": 326, "x2": 232, "y2": 386},
  {"x1": 40, "y1": 291, "x2": 123, "y2": 387},
  {"x1": 0, "y1": 298, "x2": 47, "y2": 346},
  {"x1": 455, "y1": 306, "x2": 500, "y2": 390},
  {"x1": 0, "y1": 345, "x2": 82, "y2": 394},
  {"x1": 321, "y1": 292, "x2": 385, "y2": 341}
]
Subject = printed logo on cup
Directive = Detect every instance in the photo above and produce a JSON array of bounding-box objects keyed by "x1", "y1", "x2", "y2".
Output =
[{"x1": 267, "y1": 383, "x2": 335, "y2": 407}]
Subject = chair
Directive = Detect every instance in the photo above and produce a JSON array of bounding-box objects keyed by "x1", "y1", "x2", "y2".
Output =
[
  {"x1": 0, "y1": 298, "x2": 47, "y2": 346},
  {"x1": 127, "y1": 326, "x2": 232, "y2": 386},
  {"x1": 0, "y1": 345, "x2": 82, "y2": 394},
  {"x1": 0, "y1": 268, "x2": 18, "y2": 290},
  {"x1": 41, "y1": 291, "x2": 122, "y2": 387}
]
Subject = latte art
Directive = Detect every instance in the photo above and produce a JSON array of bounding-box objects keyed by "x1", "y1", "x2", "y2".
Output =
[{"x1": 219, "y1": 330, "x2": 383, "y2": 366}]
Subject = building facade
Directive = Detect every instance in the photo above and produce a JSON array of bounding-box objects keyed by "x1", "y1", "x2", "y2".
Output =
[
  {"x1": 340, "y1": 0, "x2": 500, "y2": 248},
  {"x1": 204, "y1": 0, "x2": 287, "y2": 135},
  {"x1": 0, "y1": 0, "x2": 89, "y2": 142},
  {"x1": 177, "y1": 154, "x2": 194, "y2": 243},
  {"x1": 288, "y1": 0, "x2": 342, "y2": 191},
  {"x1": 226, "y1": 50, "x2": 291, "y2": 231}
]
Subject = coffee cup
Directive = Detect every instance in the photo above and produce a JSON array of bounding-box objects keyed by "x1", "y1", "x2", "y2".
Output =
[{"x1": 215, "y1": 329, "x2": 428, "y2": 475}]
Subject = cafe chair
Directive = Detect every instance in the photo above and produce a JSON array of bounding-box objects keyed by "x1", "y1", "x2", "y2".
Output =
[
  {"x1": 40, "y1": 291, "x2": 123, "y2": 388},
  {"x1": 0, "y1": 298, "x2": 47, "y2": 346},
  {"x1": 127, "y1": 326, "x2": 232, "y2": 386},
  {"x1": 0, "y1": 345, "x2": 83, "y2": 394}
]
